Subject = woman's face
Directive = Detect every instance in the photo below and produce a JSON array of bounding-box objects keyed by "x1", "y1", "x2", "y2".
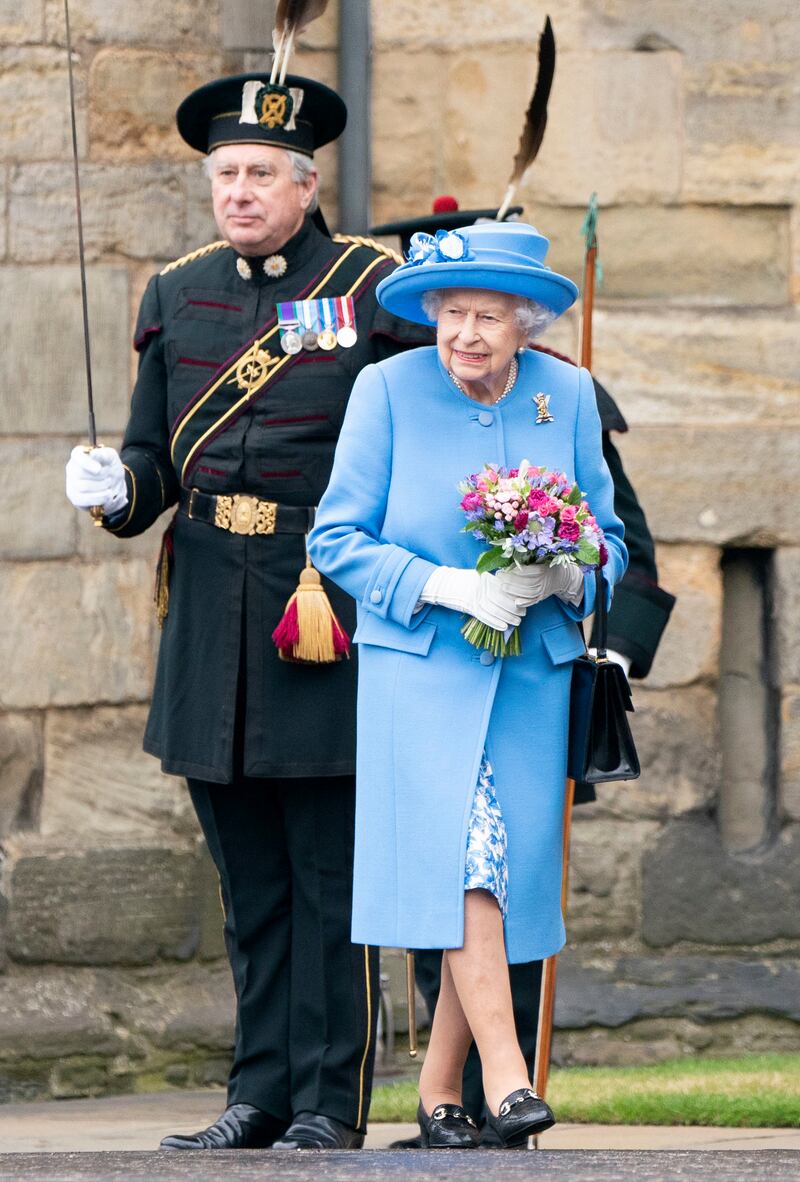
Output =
[{"x1": 436, "y1": 288, "x2": 529, "y2": 390}]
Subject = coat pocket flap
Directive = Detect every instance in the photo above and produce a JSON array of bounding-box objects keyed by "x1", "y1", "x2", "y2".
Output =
[
  {"x1": 541, "y1": 621, "x2": 586, "y2": 665},
  {"x1": 353, "y1": 612, "x2": 437, "y2": 656}
]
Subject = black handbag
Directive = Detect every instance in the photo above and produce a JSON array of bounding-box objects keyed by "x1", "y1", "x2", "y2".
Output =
[{"x1": 567, "y1": 568, "x2": 641, "y2": 785}]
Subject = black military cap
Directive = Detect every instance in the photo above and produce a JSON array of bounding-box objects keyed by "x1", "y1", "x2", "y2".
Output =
[
  {"x1": 371, "y1": 196, "x2": 524, "y2": 257},
  {"x1": 177, "y1": 73, "x2": 347, "y2": 157}
]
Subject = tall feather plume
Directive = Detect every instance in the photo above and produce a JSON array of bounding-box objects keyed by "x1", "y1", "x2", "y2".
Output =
[
  {"x1": 271, "y1": 0, "x2": 329, "y2": 84},
  {"x1": 496, "y1": 15, "x2": 555, "y2": 220}
]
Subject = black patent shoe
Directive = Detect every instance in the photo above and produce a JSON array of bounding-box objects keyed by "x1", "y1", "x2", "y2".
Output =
[
  {"x1": 485, "y1": 1088, "x2": 555, "y2": 1147},
  {"x1": 271, "y1": 1111, "x2": 364, "y2": 1149},
  {"x1": 160, "y1": 1103, "x2": 287, "y2": 1150},
  {"x1": 417, "y1": 1101, "x2": 480, "y2": 1149}
]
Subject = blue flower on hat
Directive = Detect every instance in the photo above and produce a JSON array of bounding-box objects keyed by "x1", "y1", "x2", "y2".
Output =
[{"x1": 406, "y1": 229, "x2": 472, "y2": 267}]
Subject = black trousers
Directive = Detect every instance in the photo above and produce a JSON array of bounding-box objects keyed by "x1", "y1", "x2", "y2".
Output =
[
  {"x1": 188, "y1": 774, "x2": 379, "y2": 1131},
  {"x1": 415, "y1": 949, "x2": 543, "y2": 1123}
]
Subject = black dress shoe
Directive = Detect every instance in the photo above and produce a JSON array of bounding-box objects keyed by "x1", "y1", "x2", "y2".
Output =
[
  {"x1": 271, "y1": 1111, "x2": 364, "y2": 1150},
  {"x1": 417, "y1": 1101, "x2": 480, "y2": 1149},
  {"x1": 160, "y1": 1103, "x2": 287, "y2": 1150},
  {"x1": 485, "y1": 1088, "x2": 555, "y2": 1147}
]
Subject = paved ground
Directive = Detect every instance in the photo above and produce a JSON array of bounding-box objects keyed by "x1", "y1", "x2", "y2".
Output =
[
  {"x1": 0, "y1": 1090, "x2": 797, "y2": 1179},
  {"x1": 1, "y1": 1150, "x2": 799, "y2": 1182}
]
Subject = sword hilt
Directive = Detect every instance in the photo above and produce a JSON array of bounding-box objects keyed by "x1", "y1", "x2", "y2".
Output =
[{"x1": 81, "y1": 443, "x2": 107, "y2": 528}]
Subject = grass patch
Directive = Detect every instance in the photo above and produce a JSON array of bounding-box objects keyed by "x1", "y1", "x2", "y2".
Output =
[{"x1": 370, "y1": 1054, "x2": 800, "y2": 1127}]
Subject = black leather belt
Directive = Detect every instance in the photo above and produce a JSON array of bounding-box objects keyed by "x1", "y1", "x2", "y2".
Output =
[{"x1": 179, "y1": 488, "x2": 314, "y2": 537}]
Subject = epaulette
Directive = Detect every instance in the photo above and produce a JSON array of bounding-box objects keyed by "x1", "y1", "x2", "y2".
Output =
[
  {"x1": 333, "y1": 233, "x2": 403, "y2": 266},
  {"x1": 160, "y1": 240, "x2": 231, "y2": 276}
]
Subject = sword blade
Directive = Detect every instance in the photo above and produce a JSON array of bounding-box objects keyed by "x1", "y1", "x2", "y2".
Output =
[{"x1": 64, "y1": 0, "x2": 97, "y2": 447}]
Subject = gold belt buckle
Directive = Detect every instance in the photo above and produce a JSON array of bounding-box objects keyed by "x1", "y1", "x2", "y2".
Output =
[{"x1": 214, "y1": 494, "x2": 277, "y2": 536}]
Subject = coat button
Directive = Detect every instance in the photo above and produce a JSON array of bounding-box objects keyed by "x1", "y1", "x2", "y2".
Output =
[
  {"x1": 478, "y1": 411, "x2": 493, "y2": 427},
  {"x1": 370, "y1": 588, "x2": 383, "y2": 604},
  {"x1": 479, "y1": 651, "x2": 495, "y2": 666}
]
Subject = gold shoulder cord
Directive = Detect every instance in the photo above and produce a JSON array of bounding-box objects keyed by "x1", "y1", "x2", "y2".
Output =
[
  {"x1": 160, "y1": 240, "x2": 231, "y2": 276},
  {"x1": 333, "y1": 233, "x2": 403, "y2": 266}
]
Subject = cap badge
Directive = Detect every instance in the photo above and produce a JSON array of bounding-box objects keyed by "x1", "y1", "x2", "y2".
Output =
[
  {"x1": 534, "y1": 392, "x2": 554, "y2": 423},
  {"x1": 240, "y1": 80, "x2": 304, "y2": 131}
]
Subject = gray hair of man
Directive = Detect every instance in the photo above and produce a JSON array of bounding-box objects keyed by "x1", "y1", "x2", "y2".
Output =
[
  {"x1": 202, "y1": 147, "x2": 320, "y2": 213},
  {"x1": 420, "y1": 289, "x2": 556, "y2": 339}
]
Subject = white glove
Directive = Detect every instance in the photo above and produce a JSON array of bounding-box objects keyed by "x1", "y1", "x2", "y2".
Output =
[
  {"x1": 419, "y1": 567, "x2": 524, "y2": 631},
  {"x1": 496, "y1": 562, "x2": 585, "y2": 608},
  {"x1": 66, "y1": 446, "x2": 128, "y2": 515}
]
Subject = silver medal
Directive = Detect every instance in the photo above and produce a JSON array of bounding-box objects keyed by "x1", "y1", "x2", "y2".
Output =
[{"x1": 281, "y1": 329, "x2": 302, "y2": 355}]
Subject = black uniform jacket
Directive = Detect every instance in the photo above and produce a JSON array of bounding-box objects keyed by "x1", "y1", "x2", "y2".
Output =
[{"x1": 106, "y1": 218, "x2": 427, "y2": 783}]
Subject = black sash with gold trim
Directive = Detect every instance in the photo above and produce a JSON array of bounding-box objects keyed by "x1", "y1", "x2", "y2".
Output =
[{"x1": 170, "y1": 242, "x2": 390, "y2": 486}]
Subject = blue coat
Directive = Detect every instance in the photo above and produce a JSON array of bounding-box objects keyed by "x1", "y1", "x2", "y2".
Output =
[{"x1": 308, "y1": 346, "x2": 627, "y2": 962}]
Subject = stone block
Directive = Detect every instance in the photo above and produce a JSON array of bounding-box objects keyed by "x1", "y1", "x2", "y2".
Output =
[
  {"x1": 195, "y1": 841, "x2": 226, "y2": 962},
  {"x1": 373, "y1": 1, "x2": 583, "y2": 49},
  {"x1": 615, "y1": 426, "x2": 800, "y2": 546},
  {"x1": 645, "y1": 545, "x2": 722, "y2": 688},
  {"x1": 590, "y1": 308, "x2": 800, "y2": 430},
  {"x1": 44, "y1": 0, "x2": 219, "y2": 47},
  {"x1": 40, "y1": 706, "x2": 197, "y2": 843},
  {"x1": 184, "y1": 163, "x2": 224, "y2": 256},
  {"x1": 4, "y1": 838, "x2": 201, "y2": 965},
  {"x1": 555, "y1": 951, "x2": 800, "y2": 1029},
  {"x1": 781, "y1": 688, "x2": 800, "y2": 821},
  {"x1": 0, "y1": 0, "x2": 43, "y2": 42},
  {"x1": 123, "y1": 961, "x2": 234, "y2": 1051},
  {"x1": 0, "y1": 267, "x2": 130, "y2": 436},
  {"x1": 0, "y1": 714, "x2": 43, "y2": 839},
  {"x1": 582, "y1": 686, "x2": 720, "y2": 820},
  {"x1": 0, "y1": 969, "x2": 124, "y2": 1061},
  {"x1": 642, "y1": 818, "x2": 800, "y2": 946},
  {"x1": 9, "y1": 164, "x2": 185, "y2": 263},
  {"x1": 0, "y1": 439, "x2": 78, "y2": 560},
  {"x1": 682, "y1": 144, "x2": 800, "y2": 205},
  {"x1": 371, "y1": 50, "x2": 440, "y2": 218},
  {"x1": 0, "y1": 168, "x2": 6, "y2": 261},
  {"x1": 583, "y1": 1, "x2": 800, "y2": 64},
  {"x1": 566, "y1": 820, "x2": 658, "y2": 940},
  {"x1": 774, "y1": 549, "x2": 800, "y2": 685},
  {"x1": 533, "y1": 205, "x2": 791, "y2": 306},
  {"x1": 0, "y1": 49, "x2": 85, "y2": 163},
  {"x1": 528, "y1": 51, "x2": 682, "y2": 206},
  {"x1": 0, "y1": 560, "x2": 156, "y2": 709},
  {"x1": 89, "y1": 49, "x2": 221, "y2": 162}
]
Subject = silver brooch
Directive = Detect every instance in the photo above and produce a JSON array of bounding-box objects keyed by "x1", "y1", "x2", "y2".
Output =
[
  {"x1": 534, "y1": 392, "x2": 554, "y2": 423},
  {"x1": 236, "y1": 256, "x2": 253, "y2": 281}
]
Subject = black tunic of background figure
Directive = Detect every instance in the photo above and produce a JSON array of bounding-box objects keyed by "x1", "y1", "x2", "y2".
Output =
[{"x1": 103, "y1": 217, "x2": 429, "y2": 1131}]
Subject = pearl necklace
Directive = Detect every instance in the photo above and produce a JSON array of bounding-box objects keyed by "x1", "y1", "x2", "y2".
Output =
[{"x1": 447, "y1": 355, "x2": 518, "y2": 405}]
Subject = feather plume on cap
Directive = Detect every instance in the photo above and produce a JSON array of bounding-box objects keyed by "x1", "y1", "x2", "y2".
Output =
[
  {"x1": 496, "y1": 15, "x2": 556, "y2": 220},
  {"x1": 271, "y1": 0, "x2": 329, "y2": 85}
]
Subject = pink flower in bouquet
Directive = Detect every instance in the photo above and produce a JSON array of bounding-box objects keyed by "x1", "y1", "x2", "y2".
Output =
[
  {"x1": 527, "y1": 488, "x2": 561, "y2": 517},
  {"x1": 558, "y1": 519, "x2": 581, "y2": 542},
  {"x1": 460, "y1": 491, "x2": 483, "y2": 513},
  {"x1": 514, "y1": 510, "x2": 529, "y2": 531},
  {"x1": 560, "y1": 504, "x2": 579, "y2": 524},
  {"x1": 599, "y1": 542, "x2": 609, "y2": 567}
]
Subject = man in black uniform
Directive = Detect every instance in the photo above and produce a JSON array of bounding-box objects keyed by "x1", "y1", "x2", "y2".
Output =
[
  {"x1": 65, "y1": 73, "x2": 427, "y2": 1151},
  {"x1": 372, "y1": 201, "x2": 676, "y2": 1143}
]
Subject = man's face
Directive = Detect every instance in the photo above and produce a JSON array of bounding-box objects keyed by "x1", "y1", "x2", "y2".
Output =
[{"x1": 209, "y1": 144, "x2": 317, "y2": 257}]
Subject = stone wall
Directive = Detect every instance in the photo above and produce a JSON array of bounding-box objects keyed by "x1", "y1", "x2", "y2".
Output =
[{"x1": 0, "y1": 0, "x2": 798, "y2": 1100}]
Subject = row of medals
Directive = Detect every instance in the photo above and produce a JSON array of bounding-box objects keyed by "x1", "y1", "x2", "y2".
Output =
[{"x1": 280, "y1": 322, "x2": 357, "y2": 354}]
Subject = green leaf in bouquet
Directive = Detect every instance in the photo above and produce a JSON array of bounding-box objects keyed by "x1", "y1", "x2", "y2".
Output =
[
  {"x1": 567, "y1": 483, "x2": 583, "y2": 505},
  {"x1": 576, "y1": 541, "x2": 600, "y2": 565},
  {"x1": 476, "y1": 546, "x2": 506, "y2": 574}
]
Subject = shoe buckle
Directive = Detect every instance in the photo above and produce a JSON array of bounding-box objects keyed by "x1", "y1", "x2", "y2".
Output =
[{"x1": 432, "y1": 1106, "x2": 447, "y2": 1121}]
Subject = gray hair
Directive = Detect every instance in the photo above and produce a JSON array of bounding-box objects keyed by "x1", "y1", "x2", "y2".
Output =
[
  {"x1": 420, "y1": 289, "x2": 555, "y2": 338},
  {"x1": 203, "y1": 147, "x2": 319, "y2": 213}
]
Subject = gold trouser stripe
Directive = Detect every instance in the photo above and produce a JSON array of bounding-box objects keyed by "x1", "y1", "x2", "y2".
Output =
[
  {"x1": 176, "y1": 247, "x2": 387, "y2": 482},
  {"x1": 172, "y1": 243, "x2": 384, "y2": 483},
  {"x1": 355, "y1": 944, "x2": 372, "y2": 1130},
  {"x1": 106, "y1": 464, "x2": 137, "y2": 533}
]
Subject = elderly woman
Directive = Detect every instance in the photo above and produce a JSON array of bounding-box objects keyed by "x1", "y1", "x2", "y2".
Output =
[{"x1": 308, "y1": 223, "x2": 626, "y2": 1148}]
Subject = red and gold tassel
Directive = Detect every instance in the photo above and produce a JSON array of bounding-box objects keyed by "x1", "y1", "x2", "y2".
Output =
[{"x1": 272, "y1": 558, "x2": 350, "y2": 663}]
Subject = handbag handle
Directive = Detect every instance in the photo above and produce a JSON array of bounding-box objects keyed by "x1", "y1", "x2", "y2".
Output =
[{"x1": 593, "y1": 566, "x2": 608, "y2": 659}]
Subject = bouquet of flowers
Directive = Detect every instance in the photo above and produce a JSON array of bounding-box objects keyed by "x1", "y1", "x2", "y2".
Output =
[{"x1": 458, "y1": 461, "x2": 607, "y2": 656}]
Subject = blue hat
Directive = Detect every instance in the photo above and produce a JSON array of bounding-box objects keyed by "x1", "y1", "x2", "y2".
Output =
[{"x1": 376, "y1": 222, "x2": 578, "y2": 326}]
